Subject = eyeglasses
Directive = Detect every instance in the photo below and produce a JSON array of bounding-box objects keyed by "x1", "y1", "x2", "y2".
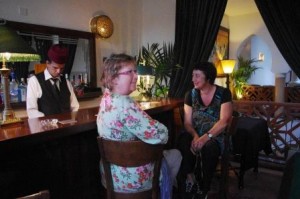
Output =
[{"x1": 117, "y1": 69, "x2": 137, "y2": 76}]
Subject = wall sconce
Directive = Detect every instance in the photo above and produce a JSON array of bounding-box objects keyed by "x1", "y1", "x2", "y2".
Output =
[
  {"x1": 0, "y1": 20, "x2": 40, "y2": 125},
  {"x1": 221, "y1": 59, "x2": 236, "y2": 89},
  {"x1": 90, "y1": 15, "x2": 114, "y2": 39},
  {"x1": 258, "y1": 52, "x2": 264, "y2": 61}
]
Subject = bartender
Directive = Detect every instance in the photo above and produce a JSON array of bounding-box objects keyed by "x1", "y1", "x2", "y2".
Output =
[{"x1": 26, "y1": 44, "x2": 79, "y2": 118}]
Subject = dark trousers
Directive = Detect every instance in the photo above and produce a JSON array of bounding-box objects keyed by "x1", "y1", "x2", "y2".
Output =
[{"x1": 177, "y1": 132, "x2": 220, "y2": 193}]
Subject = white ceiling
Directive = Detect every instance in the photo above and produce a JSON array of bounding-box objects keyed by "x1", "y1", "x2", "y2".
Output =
[{"x1": 225, "y1": 0, "x2": 259, "y2": 16}]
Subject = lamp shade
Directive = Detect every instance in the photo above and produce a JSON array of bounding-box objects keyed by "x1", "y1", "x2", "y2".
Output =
[
  {"x1": 0, "y1": 22, "x2": 40, "y2": 125},
  {"x1": 0, "y1": 25, "x2": 40, "y2": 62},
  {"x1": 137, "y1": 65, "x2": 153, "y2": 75},
  {"x1": 221, "y1": 59, "x2": 236, "y2": 74}
]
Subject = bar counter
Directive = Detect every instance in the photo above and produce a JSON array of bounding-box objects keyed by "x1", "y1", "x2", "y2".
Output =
[{"x1": 0, "y1": 98, "x2": 183, "y2": 199}]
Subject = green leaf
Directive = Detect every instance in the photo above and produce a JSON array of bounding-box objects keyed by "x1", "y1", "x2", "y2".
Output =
[{"x1": 137, "y1": 42, "x2": 182, "y2": 96}]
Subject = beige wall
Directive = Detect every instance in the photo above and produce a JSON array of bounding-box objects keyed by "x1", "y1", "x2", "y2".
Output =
[
  {"x1": 0, "y1": 1, "x2": 290, "y2": 87},
  {"x1": 228, "y1": 12, "x2": 290, "y2": 85},
  {"x1": 0, "y1": 0, "x2": 176, "y2": 87}
]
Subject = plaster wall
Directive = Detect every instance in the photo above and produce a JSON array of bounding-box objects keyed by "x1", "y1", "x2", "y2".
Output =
[
  {"x1": 0, "y1": 0, "x2": 175, "y2": 87},
  {"x1": 229, "y1": 12, "x2": 290, "y2": 85}
]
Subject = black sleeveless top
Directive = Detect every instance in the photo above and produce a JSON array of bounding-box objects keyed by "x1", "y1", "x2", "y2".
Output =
[{"x1": 36, "y1": 72, "x2": 71, "y2": 116}]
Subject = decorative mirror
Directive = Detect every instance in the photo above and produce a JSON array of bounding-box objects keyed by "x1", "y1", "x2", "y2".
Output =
[{"x1": 5, "y1": 20, "x2": 98, "y2": 92}]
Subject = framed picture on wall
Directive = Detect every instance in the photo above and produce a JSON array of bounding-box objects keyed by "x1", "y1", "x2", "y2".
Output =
[{"x1": 209, "y1": 26, "x2": 230, "y2": 75}]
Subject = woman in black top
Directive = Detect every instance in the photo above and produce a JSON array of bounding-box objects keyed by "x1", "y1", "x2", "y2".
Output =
[{"x1": 178, "y1": 62, "x2": 232, "y2": 198}]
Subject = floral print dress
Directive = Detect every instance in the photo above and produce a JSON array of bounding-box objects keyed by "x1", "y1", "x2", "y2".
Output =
[{"x1": 97, "y1": 89, "x2": 168, "y2": 193}]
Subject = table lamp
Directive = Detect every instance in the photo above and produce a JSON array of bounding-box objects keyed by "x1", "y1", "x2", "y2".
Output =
[
  {"x1": 137, "y1": 65, "x2": 154, "y2": 101},
  {"x1": 221, "y1": 59, "x2": 236, "y2": 89},
  {"x1": 0, "y1": 21, "x2": 40, "y2": 125}
]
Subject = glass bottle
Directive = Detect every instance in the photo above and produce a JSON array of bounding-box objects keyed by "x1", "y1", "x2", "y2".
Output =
[
  {"x1": 18, "y1": 78, "x2": 27, "y2": 102},
  {"x1": 10, "y1": 71, "x2": 19, "y2": 103}
]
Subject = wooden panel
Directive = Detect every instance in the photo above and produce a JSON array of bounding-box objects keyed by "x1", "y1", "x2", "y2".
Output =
[
  {"x1": 233, "y1": 100, "x2": 300, "y2": 164},
  {"x1": 285, "y1": 87, "x2": 300, "y2": 103},
  {"x1": 240, "y1": 85, "x2": 275, "y2": 101}
]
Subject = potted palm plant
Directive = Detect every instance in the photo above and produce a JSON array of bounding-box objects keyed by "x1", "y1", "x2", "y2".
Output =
[
  {"x1": 137, "y1": 43, "x2": 181, "y2": 98},
  {"x1": 231, "y1": 56, "x2": 260, "y2": 99}
]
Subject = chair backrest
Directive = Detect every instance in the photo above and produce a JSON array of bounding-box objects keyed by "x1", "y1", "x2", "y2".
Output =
[
  {"x1": 97, "y1": 137, "x2": 164, "y2": 199},
  {"x1": 226, "y1": 116, "x2": 239, "y2": 135},
  {"x1": 16, "y1": 190, "x2": 50, "y2": 199},
  {"x1": 218, "y1": 116, "x2": 239, "y2": 198}
]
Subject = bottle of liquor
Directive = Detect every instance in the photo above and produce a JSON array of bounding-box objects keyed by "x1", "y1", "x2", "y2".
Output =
[
  {"x1": 18, "y1": 78, "x2": 27, "y2": 102},
  {"x1": 71, "y1": 74, "x2": 76, "y2": 87},
  {"x1": 65, "y1": 73, "x2": 69, "y2": 80},
  {"x1": 74, "y1": 74, "x2": 85, "y2": 97},
  {"x1": 10, "y1": 71, "x2": 19, "y2": 103},
  {"x1": 83, "y1": 73, "x2": 89, "y2": 87},
  {"x1": 78, "y1": 74, "x2": 82, "y2": 86},
  {"x1": 0, "y1": 76, "x2": 3, "y2": 105}
]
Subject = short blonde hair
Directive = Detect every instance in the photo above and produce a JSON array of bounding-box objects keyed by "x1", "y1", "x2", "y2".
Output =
[{"x1": 101, "y1": 53, "x2": 136, "y2": 90}]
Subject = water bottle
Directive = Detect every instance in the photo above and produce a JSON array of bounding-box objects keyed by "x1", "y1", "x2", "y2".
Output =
[
  {"x1": 10, "y1": 71, "x2": 19, "y2": 103},
  {"x1": 65, "y1": 73, "x2": 69, "y2": 80},
  {"x1": 18, "y1": 78, "x2": 27, "y2": 102}
]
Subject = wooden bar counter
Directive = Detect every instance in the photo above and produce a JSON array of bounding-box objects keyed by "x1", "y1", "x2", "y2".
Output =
[{"x1": 0, "y1": 98, "x2": 183, "y2": 199}]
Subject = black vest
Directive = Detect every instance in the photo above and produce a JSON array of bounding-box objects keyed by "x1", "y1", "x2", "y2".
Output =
[{"x1": 36, "y1": 73, "x2": 71, "y2": 116}]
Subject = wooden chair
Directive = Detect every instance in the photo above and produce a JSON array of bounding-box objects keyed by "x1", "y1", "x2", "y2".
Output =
[
  {"x1": 97, "y1": 137, "x2": 164, "y2": 199},
  {"x1": 218, "y1": 116, "x2": 239, "y2": 198},
  {"x1": 16, "y1": 190, "x2": 50, "y2": 199}
]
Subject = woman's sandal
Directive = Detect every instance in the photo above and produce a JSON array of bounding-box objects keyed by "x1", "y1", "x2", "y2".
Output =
[{"x1": 185, "y1": 181, "x2": 194, "y2": 193}]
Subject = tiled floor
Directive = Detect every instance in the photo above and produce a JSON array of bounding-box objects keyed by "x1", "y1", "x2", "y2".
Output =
[
  {"x1": 221, "y1": 167, "x2": 282, "y2": 199},
  {"x1": 173, "y1": 162, "x2": 283, "y2": 199}
]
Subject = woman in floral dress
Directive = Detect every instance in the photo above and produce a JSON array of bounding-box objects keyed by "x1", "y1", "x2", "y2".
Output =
[{"x1": 97, "y1": 53, "x2": 181, "y2": 193}]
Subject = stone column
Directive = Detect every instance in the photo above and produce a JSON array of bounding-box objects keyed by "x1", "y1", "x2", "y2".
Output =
[{"x1": 275, "y1": 73, "x2": 286, "y2": 102}]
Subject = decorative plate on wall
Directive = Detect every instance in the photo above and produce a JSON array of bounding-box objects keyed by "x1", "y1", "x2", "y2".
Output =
[{"x1": 90, "y1": 15, "x2": 114, "y2": 39}]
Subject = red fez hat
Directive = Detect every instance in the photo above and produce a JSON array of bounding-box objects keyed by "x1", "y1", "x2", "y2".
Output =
[{"x1": 47, "y1": 44, "x2": 69, "y2": 64}]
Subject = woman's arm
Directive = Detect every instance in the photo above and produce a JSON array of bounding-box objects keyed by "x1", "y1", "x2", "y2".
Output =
[
  {"x1": 206, "y1": 101, "x2": 233, "y2": 136},
  {"x1": 184, "y1": 104, "x2": 200, "y2": 153},
  {"x1": 184, "y1": 104, "x2": 198, "y2": 138},
  {"x1": 192, "y1": 101, "x2": 233, "y2": 151},
  {"x1": 123, "y1": 99, "x2": 169, "y2": 144}
]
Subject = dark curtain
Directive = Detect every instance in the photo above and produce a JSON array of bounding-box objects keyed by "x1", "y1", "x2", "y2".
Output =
[
  {"x1": 11, "y1": 35, "x2": 32, "y2": 82},
  {"x1": 34, "y1": 38, "x2": 52, "y2": 63},
  {"x1": 62, "y1": 42, "x2": 77, "y2": 77},
  {"x1": 255, "y1": 0, "x2": 300, "y2": 77},
  {"x1": 169, "y1": 0, "x2": 228, "y2": 98}
]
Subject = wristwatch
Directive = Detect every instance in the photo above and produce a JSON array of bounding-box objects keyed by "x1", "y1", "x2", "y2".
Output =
[{"x1": 207, "y1": 133, "x2": 213, "y2": 140}]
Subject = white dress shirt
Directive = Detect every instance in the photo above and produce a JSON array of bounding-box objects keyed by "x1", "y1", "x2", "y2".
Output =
[{"x1": 26, "y1": 69, "x2": 79, "y2": 118}]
